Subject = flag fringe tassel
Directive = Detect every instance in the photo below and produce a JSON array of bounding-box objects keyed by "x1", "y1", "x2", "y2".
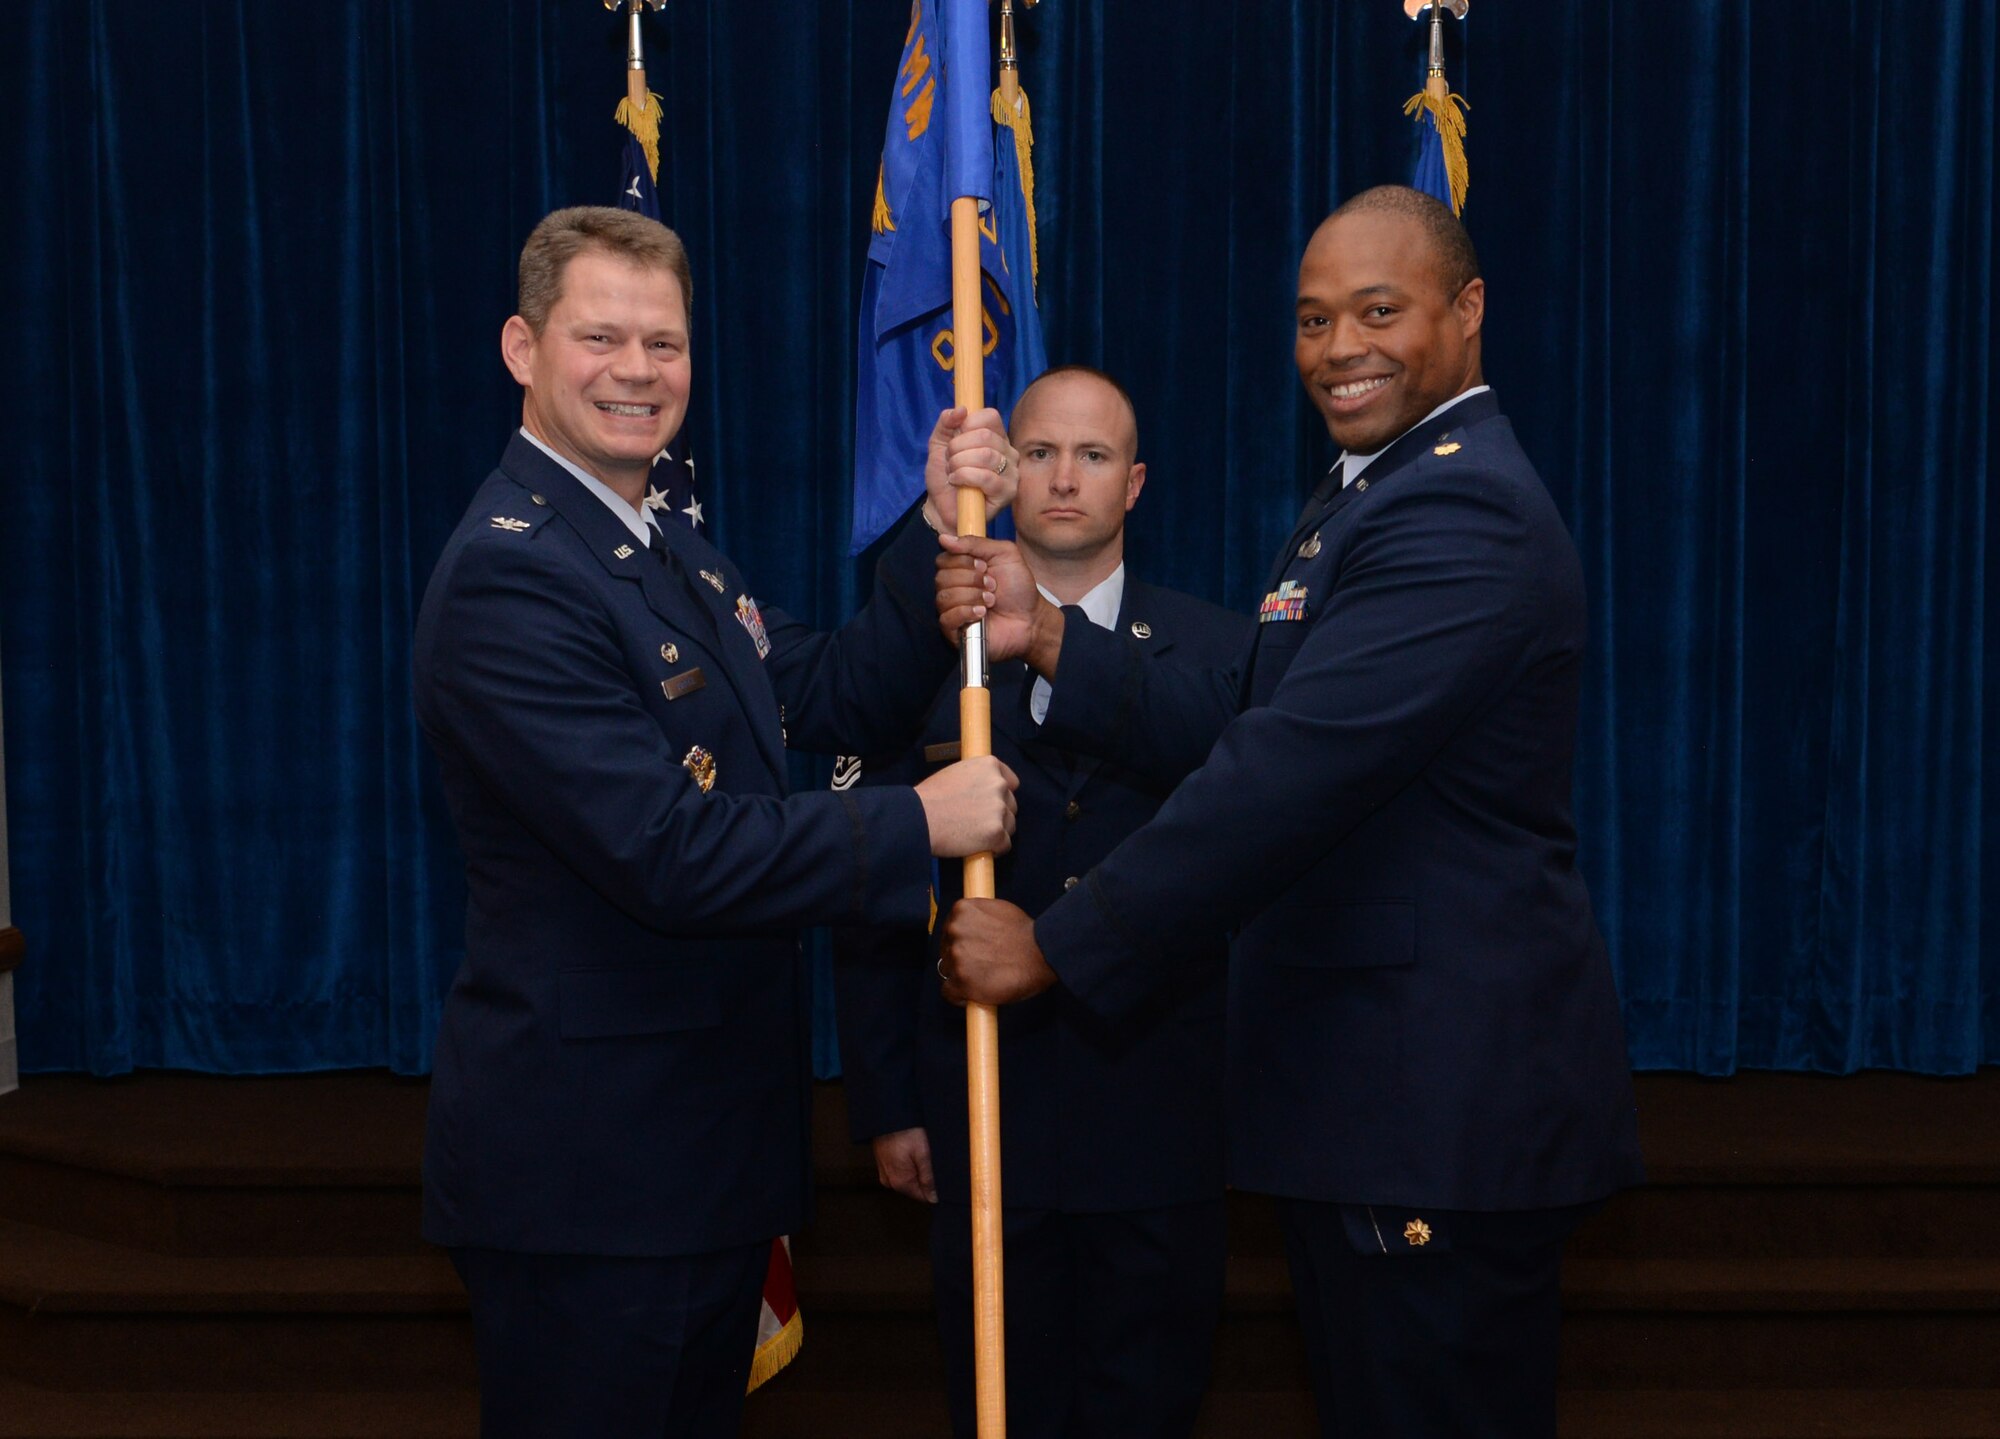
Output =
[
  {"x1": 991, "y1": 86, "x2": 1038, "y2": 290},
  {"x1": 615, "y1": 91, "x2": 666, "y2": 185},
  {"x1": 746, "y1": 1311, "x2": 803, "y2": 1394},
  {"x1": 1402, "y1": 88, "x2": 1470, "y2": 216}
]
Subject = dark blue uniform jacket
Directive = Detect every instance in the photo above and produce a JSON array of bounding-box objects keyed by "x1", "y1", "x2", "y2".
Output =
[
  {"x1": 1032, "y1": 391, "x2": 1645, "y2": 1213},
  {"x1": 414, "y1": 433, "x2": 948, "y2": 1257},
  {"x1": 835, "y1": 580, "x2": 1251, "y2": 1212}
]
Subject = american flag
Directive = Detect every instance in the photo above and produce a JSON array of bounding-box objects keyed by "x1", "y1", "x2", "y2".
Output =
[{"x1": 617, "y1": 89, "x2": 704, "y2": 536}]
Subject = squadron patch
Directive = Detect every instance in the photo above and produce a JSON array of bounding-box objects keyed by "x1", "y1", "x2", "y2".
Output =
[
  {"x1": 682, "y1": 744, "x2": 717, "y2": 793},
  {"x1": 735, "y1": 595, "x2": 773, "y2": 659},
  {"x1": 1259, "y1": 580, "x2": 1309, "y2": 624}
]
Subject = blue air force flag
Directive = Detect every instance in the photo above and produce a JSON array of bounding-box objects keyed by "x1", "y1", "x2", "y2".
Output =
[{"x1": 850, "y1": 0, "x2": 1046, "y2": 554}]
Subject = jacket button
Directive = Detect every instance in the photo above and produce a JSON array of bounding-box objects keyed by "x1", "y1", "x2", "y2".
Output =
[
  {"x1": 1064, "y1": 799, "x2": 1081, "y2": 822},
  {"x1": 1063, "y1": 876, "x2": 1079, "y2": 890}
]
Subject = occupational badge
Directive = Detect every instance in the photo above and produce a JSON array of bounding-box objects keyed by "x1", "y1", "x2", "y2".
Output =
[
  {"x1": 1258, "y1": 580, "x2": 1309, "y2": 624},
  {"x1": 682, "y1": 744, "x2": 717, "y2": 793},
  {"x1": 1299, "y1": 530, "x2": 1322, "y2": 559},
  {"x1": 490, "y1": 516, "x2": 530, "y2": 532},
  {"x1": 700, "y1": 569, "x2": 726, "y2": 593},
  {"x1": 734, "y1": 595, "x2": 773, "y2": 659},
  {"x1": 1433, "y1": 441, "x2": 1462, "y2": 456}
]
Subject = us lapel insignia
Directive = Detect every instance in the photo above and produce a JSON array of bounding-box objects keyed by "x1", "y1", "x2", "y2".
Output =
[
  {"x1": 613, "y1": 544, "x2": 635, "y2": 560},
  {"x1": 490, "y1": 516, "x2": 530, "y2": 532},
  {"x1": 1130, "y1": 621, "x2": 1152, "y2": 639},
  {"x1": 1259, "y1": 580, "x2": 1309, "y2": 624},
  {"x1": 1433, "y1": 441, "x2": 1462, "y2": 456},
  {"x1": 1403, "y1": 1218, "x2": 1433, "y2": 1247},
  {"x1": 682, "y1": 744, "x2": 717, "y2": 793},
  {"x1": 700, "y1": 569, "x2": 726, "y2": 593},
  {"x1": 1300, "y1": 530, "x2": 1322, "y2": 559},
  {"x1": 734, "y1": 595, "x2": 773, "y2": 659}
]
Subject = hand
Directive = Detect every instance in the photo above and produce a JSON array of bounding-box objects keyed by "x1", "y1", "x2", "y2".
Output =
[
  {"x1": 924, "y1": 407, "x2": 1019, "y2": 533},
  {"x1": 936, "y1": 535, "x2": 1065, "y2": 671},
  {"x1": 871, "y1": 1127, "x2": 937, "y2": 1203},
  {"x1": 938, "y1": 898, "x2": 1058, "y2": 1007},
  {"x1": 915, "y1": 755, "x2": 1019, "y2": 858}
]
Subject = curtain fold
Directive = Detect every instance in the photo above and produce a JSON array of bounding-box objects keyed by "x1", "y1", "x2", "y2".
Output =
[{"x1": 1, "y1": 0, "x2": 1993, "y2": 1076}]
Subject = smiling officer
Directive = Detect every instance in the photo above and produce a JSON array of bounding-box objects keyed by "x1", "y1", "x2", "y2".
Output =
[
  {"x1": 413, "y1": 205, "x2": 1020, "y2": 1439},
  {"x1": 931, "y1": 187, "x2": 1644, "y2": 1437}
]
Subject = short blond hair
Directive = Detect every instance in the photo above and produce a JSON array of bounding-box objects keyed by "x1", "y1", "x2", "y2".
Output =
[{"x1": 516, "y1": 206, "x2": 693, "y2": 335}]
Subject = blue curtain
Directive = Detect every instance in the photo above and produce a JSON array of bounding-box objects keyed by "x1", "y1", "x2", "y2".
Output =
[{"x1": 2, "y1": 1, "x2": 1993, "y2": 1077}]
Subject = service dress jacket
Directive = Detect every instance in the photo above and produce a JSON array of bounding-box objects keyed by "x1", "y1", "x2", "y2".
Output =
[
  {"x1": 1033, "y1": 391, "x2": 1646, "y2": 1212},
  {"x1": 835, "y1": 581, "x2": 1252, "y2": 1212},
  {"x1": 414, "y1": 433, "x2": 949, "y2": 1257}
]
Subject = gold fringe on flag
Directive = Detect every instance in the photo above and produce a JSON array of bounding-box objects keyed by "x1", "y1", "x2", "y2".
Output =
[
  {"x1": 873, "y1": 159, "x2": 897, "y2": 234},
  {"x1": 746, "y1": 1309, "x2": 803, "y2": 1392},
  {"x1": 1402, "y1": 85, "x2": 1470, "y2": 216},
  {"x1": 990, "y1": 85, "x2": 1038, "y2": 291},
  {"x1": 615, "y1": 90, "x2": 666, "y2": 184}
]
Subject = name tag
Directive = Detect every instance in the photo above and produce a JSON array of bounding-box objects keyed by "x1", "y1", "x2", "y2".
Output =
[
  {"x1": 1259, "y1": 581, "x2": 1309, "y2": 624},
  {"x1": 661, "y1": 668, "x2": 707, "y2": 701},
  {"x1": 923, "y1": 741, "x2": 963, "y2": 765}
]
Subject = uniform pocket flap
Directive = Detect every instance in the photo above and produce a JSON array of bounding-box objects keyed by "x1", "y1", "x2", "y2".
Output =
[
  {"x1": 558, "y1": 967, "x2": 725, "y2": 1039},
  {"x1": 1274, "y1": 899, "x2": 1415, "y2": 969}
]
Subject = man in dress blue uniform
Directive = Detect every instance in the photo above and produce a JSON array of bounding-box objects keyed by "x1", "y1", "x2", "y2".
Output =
[
  {"x1": 412, "y1": 206, "x2": 1021, "y2": 1439},
  {"x1": 834, "y1": 366, "x2": 1252, "y2": 1438},
  {"x1": 933, "y1": 187, "x2": 1646, "y2": 1436}
]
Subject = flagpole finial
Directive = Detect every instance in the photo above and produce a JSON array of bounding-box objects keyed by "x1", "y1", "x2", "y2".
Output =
[
  {"x1": 607, "y1": 0, "x2": 667, "y2": 114},
  {"x1": 1403, "y1": 0, "x2": 1468, "y2": 18}
]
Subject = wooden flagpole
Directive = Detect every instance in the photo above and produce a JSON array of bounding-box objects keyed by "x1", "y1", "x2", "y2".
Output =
[
  {"x1": 954, "y1": 3, "x2": 1037, "y2": 1429},
  {"x1": 951, "y1": 176, "x2": 1009, "y2": 1439}
]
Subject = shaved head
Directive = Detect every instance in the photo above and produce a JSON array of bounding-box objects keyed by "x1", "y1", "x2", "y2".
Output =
[{"x1": 1324, "y1": 185, "x2": 1481, "y2": 302}]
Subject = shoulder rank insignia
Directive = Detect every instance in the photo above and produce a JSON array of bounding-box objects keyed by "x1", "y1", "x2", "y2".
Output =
[
  {"x1": 734, "y1": 595, "x2": 773, "y2": 659},
  {"x1": 682, "y1": 744, "x2": 717, "y2": 793},
  {"x1": 1259, "y1": 580, "x2": 1309, "y2": 624},
  {"x1": 613, "y1": 544, "x2": 635, "y2": 560},
  {"x1": 1433, "y1": 441, "x2": 1462, "y2": 456},
  {"x1": 700, "y1": 569, "x2": 726, "y2": 593},
  {"x1": 1403, "y1": 1218, "x2": 1433, "y2": 1247},
  {"x1": 490, "y1": 516, "x2": 530, "y2": 532}
]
